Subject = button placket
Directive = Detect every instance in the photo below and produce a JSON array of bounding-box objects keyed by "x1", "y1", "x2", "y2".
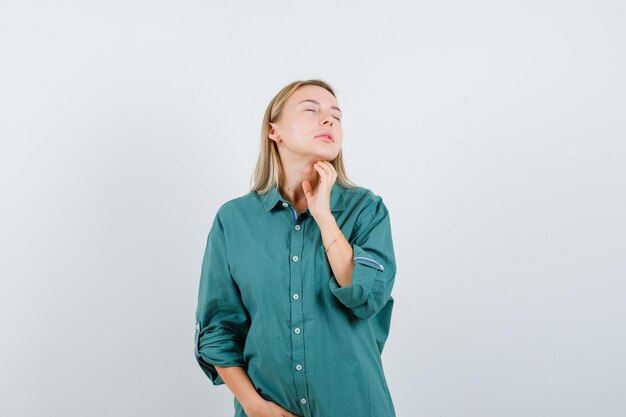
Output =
[{"x1": 287, "y1": 210, "x2": 310, "y2": 413}]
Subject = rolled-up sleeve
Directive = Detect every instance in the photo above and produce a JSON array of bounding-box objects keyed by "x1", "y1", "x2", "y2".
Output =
[
  {"x1": 194, "y1": 213, "x2": 250, "y2": 385},
  {"x1": 328, "y1": 197, "x2": 397, "y2": 320}
]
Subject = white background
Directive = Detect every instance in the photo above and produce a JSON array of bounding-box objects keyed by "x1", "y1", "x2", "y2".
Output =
[{"x1": 1, "y1": 1, "x2": 625, "y2": 416}]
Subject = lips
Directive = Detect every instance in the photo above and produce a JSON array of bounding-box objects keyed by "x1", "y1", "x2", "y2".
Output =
[{"x1": 314, "y1": 132, "x2": 334, "y2": 142}]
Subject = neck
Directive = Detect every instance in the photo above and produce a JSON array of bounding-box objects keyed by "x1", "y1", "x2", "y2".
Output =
[{"x1": 278, "y1": 159, "x2": 320, "y2": 205}]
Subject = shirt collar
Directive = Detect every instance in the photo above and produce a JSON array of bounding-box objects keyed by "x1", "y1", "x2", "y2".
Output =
[{"x1": 261, "y1": 181, "x2": 345, "y2": 213}]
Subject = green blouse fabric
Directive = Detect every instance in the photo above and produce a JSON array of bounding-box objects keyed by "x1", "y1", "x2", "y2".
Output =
[{"x1": 194, "y1": 181, "x2": 397, "y2": 417}]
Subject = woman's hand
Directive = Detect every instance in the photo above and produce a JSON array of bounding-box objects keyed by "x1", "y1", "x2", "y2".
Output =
[
  {"x1": 302, "y1": 160, "x2": 337, "y2": 222},
  {"x1": 243, "y1": 397, "x2": 301, "y2": 417}
]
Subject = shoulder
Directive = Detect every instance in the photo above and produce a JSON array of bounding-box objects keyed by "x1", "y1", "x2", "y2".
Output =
[
  {"x1": 342, "y1": 184, "x2": 381, "y2": 204},
  {"x1": 340, "y1": 184, "x2": 389, "y2": 223},
  {"x1": 217, "y1": 190, "x2": 258, "y2": 214},
  {"x1": 209, "y1": 191, "x2": 259, "y2": 228}
]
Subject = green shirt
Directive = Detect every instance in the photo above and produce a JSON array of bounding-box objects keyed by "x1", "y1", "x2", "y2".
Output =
[{"x1": 194, "y1": 181, "x2": 397, "y2": 417}]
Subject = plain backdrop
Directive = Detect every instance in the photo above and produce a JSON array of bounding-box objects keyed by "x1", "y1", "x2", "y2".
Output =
[{"x1": 1, "y1": 1, "x2": 625, "y2": 416}]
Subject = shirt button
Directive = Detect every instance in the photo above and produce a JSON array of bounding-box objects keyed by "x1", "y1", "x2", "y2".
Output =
[
  {"x1": 295, "y1": 364, "x2": 303, "y2": 371},
  {"x1": 292, "y1": 255, "x2": 299, "y2": 262},
  {"x1": 294, "y1": 224, "x2": 301, "y2": 231},
  {"x1": 282, "y1": 202, "x2": 288, "y2": 207},
  {"x1": 292, "y1": 293, "x2": 299, "y2": 300},
  {"x1": 294, "y1": 327, "x2": 301, "y2": 334},
  {"x1": 300, "y1": 398, "x2": 307, "y2": 405}
]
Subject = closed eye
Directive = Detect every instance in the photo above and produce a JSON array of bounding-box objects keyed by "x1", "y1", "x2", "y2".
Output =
[{"x1": 305, "y1": 109, "x2": 341, "y2": 121}]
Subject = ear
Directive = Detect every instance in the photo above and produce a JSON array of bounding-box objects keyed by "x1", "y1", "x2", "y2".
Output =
[{"x1": 268, "y1": 122, "x2": 280, "y2": 142}]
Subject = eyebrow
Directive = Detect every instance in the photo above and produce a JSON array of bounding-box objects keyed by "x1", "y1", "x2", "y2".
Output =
[{"x1": 297, "y1": 99, "x2": 342, "y2": 114}]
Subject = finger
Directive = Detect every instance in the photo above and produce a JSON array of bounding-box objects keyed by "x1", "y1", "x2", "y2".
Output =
[
  {"x1": 302, "y1": 180, "x2": 313, "y2": 198},
  {"x1": 321, "y1": 160, "x2": 334, "y2": 170},
  {"x1": 316, "y1": 161, "x2": 331, "y2": 173},
  {"x1": 315, "y1": 168, "x2": 330, "y2": 188},
  {"x1": 315, "y1": 162, "x2": 331, "y2": 179},
  {"x1": 314, "y1": 163, "x2": 334, "y2": 190},
  {"x1": 322, "y1": 162, "x2": 336, "y2": 180},
  {"x1": 313, "y1": 163, "x2": 326, "y2": 178}
]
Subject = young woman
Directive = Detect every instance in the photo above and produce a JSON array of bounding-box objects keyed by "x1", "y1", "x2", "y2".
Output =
[{"x1": 194, "y1": 79, "x2": 397, "y2": 417}]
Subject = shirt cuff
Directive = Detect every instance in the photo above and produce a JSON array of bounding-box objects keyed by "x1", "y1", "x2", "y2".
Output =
[
  {"x1": 195, "y1": 323, "x2": 247, "y2": 386},
  {"x1": 328, "y1": 243, "x2": 385, "y2": 309}
]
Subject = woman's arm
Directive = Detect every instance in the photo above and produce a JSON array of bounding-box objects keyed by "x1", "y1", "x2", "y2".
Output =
[
  {"x1": 317, "y1": 213, "x2": 354, "y2": 286},
  {"x1": 323, "y1": 196, "x2": 397, "y2": 320},
  {"x1": 214, "y1": 365, "x2": 263, "y2": 410}
]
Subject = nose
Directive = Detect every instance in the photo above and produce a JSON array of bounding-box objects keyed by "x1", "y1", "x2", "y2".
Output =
[{"x1": 321, "y1": 115, "x2": 334, "y2": 126}]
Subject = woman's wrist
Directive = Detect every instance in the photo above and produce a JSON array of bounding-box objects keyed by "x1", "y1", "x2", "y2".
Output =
[
  {"x1": 324, "y1": 234, "x2": 342, "y2": 253},
  {"x1": 214, "y1": 365, "x2": 265, "y2": 411},
  {"x1": 241, "y1": 394, "x2": 265, "y2": 412}
]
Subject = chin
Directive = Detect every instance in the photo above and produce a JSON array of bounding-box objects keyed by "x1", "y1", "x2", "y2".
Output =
[{"x1": 313, "y1": 152, "x2": 338, "y2": 162}]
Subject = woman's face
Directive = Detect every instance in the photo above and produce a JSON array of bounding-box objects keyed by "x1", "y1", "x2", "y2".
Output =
[{"x1": 269, "y1": 85, "x2": 343, "y2": 162}]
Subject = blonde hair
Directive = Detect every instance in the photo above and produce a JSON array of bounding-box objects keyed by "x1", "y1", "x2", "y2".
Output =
[{"x1": 250, "y1": 79, "x2": 360, "y2": 194}]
